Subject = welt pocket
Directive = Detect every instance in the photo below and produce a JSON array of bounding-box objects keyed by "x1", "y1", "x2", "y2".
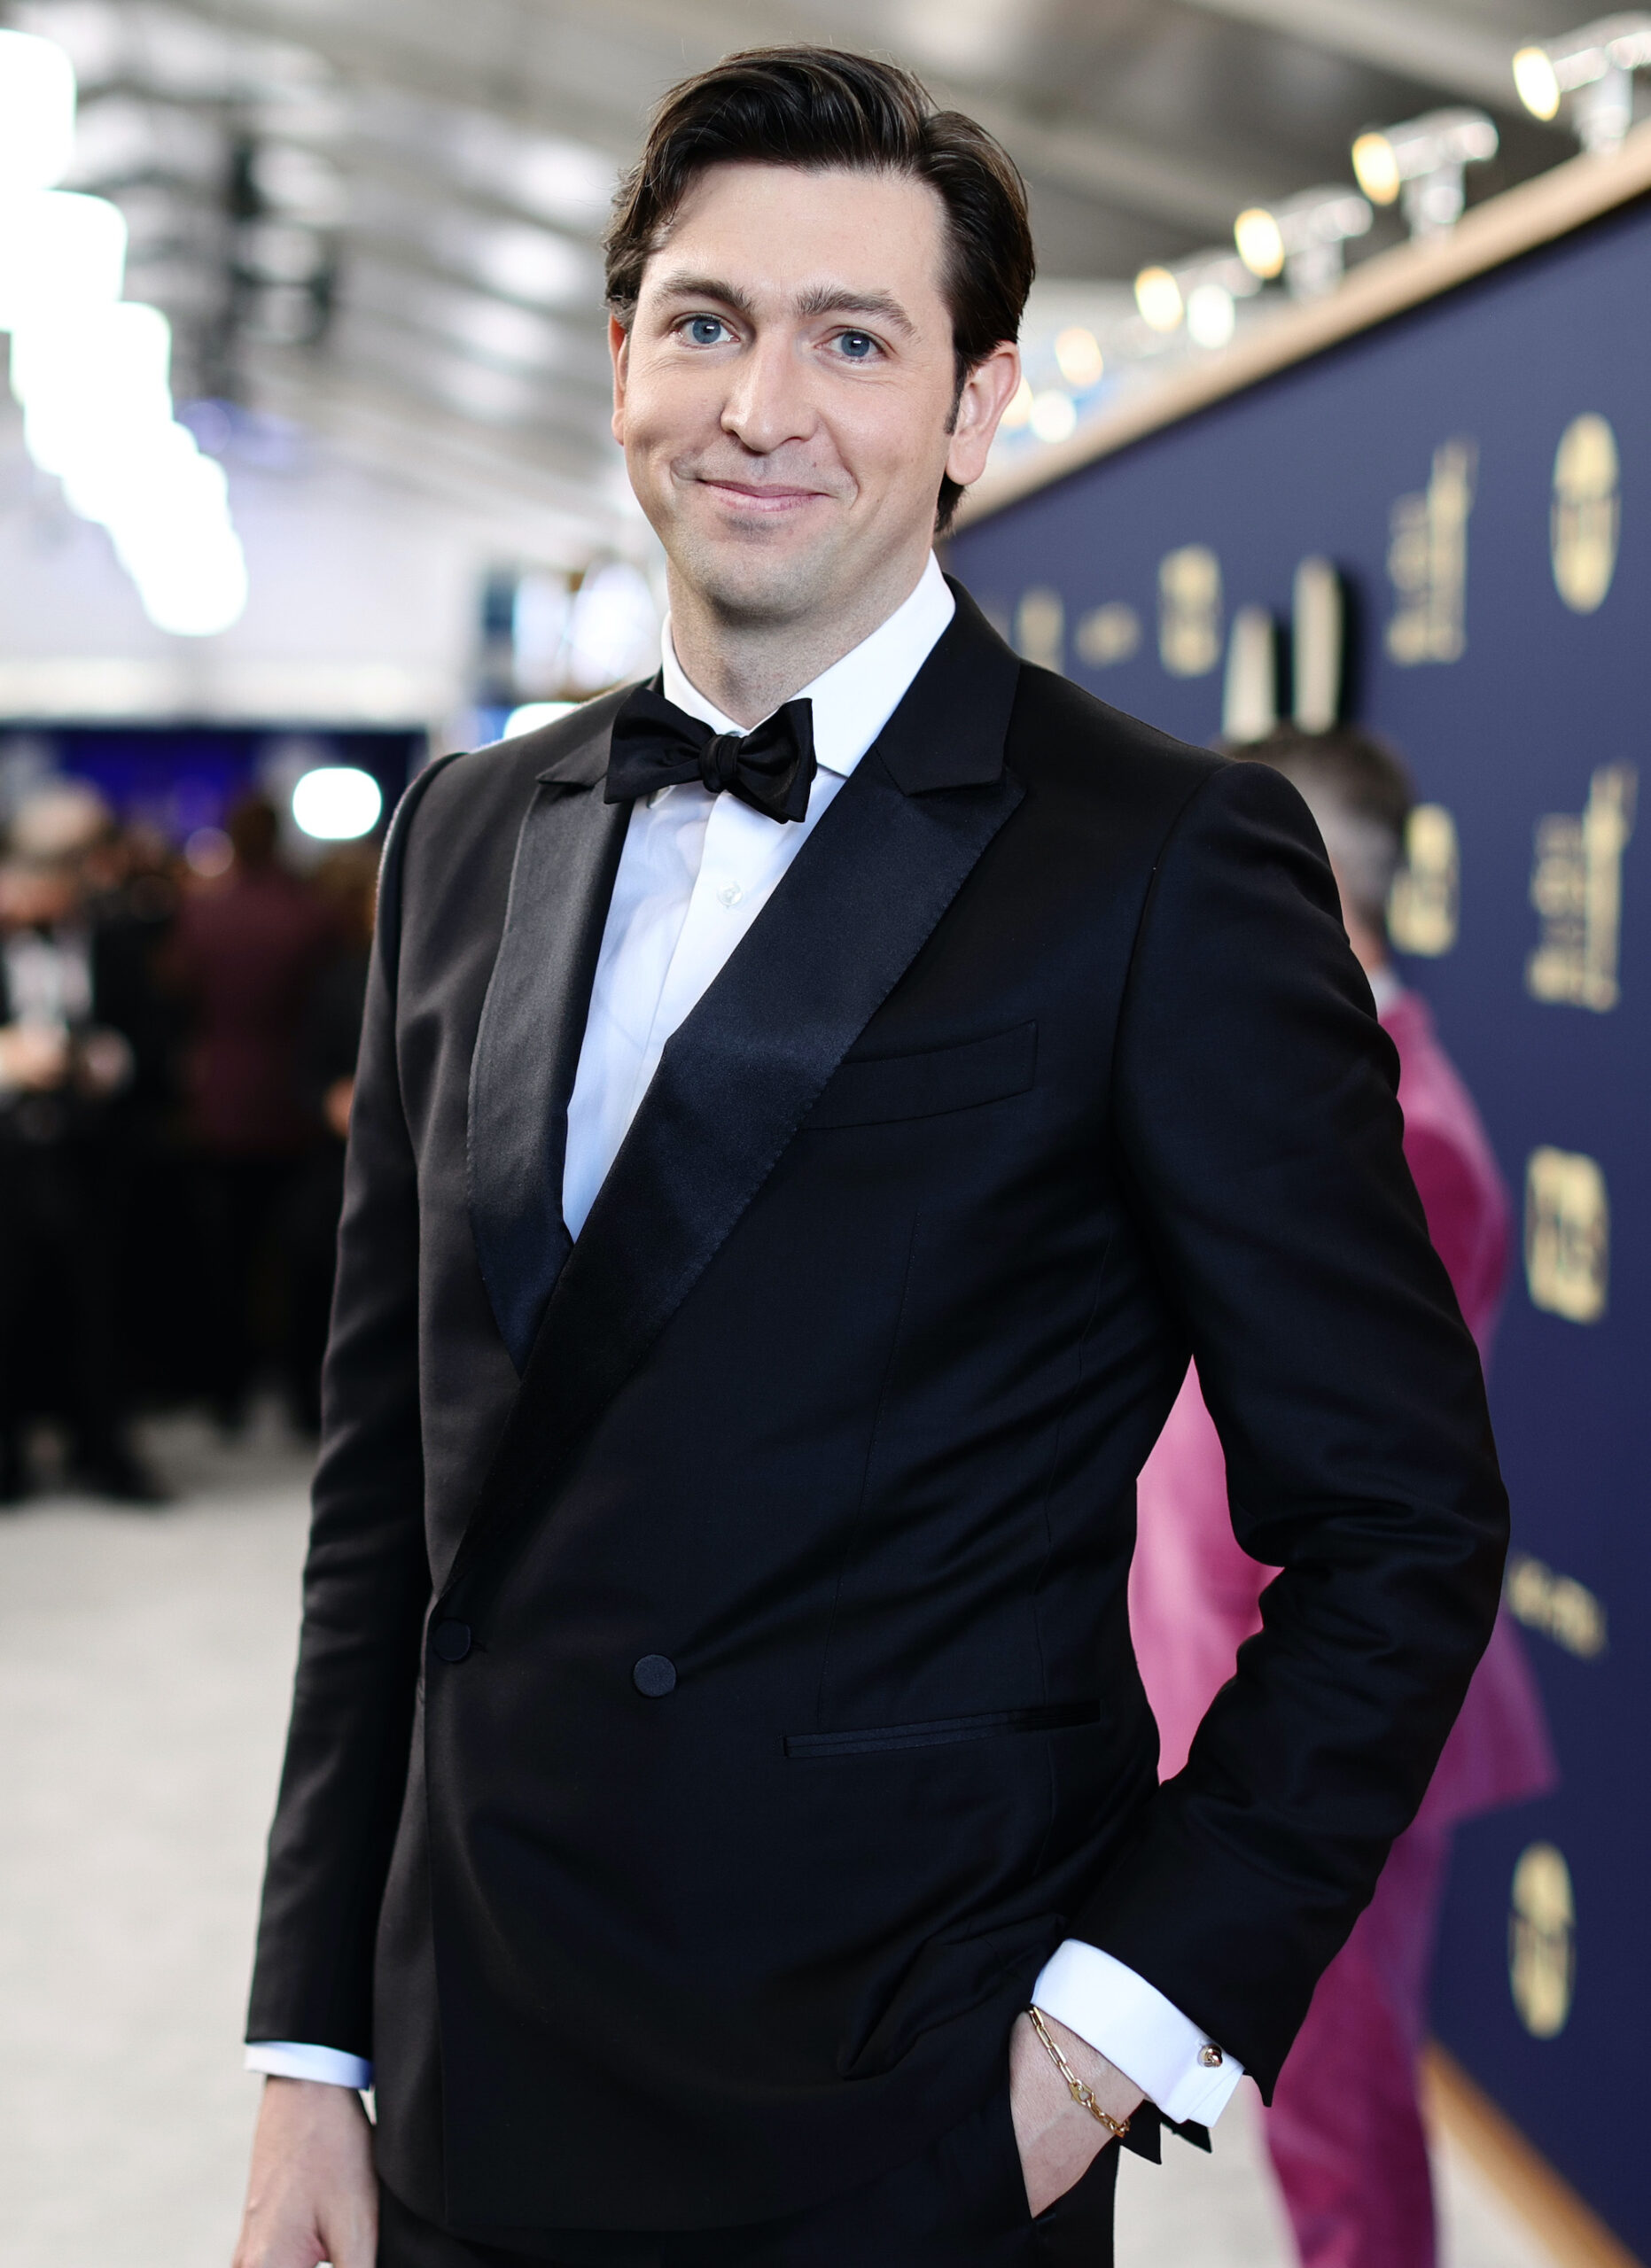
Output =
[
  {"x1": 784, "y1": 1699, "x2": 1100, "y2": 1759},
  {"x1": 805, "y1": 1021, "x2": 1037, "y2": 1130}
]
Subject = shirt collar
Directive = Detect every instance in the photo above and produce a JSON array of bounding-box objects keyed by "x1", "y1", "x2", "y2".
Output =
[{"x1": 658, "y1": 552, "x2": 955, "y2": 781}]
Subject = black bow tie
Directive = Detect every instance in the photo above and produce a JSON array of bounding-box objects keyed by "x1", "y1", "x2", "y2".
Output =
[{"x1": 605, "y1": 685, "x2": 817, "y2": 824}]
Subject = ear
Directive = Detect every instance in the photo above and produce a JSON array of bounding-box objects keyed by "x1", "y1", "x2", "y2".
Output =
[
  {"x1": 945, "y1": 343, "x2": 1022, "y2": 492},
  {"x1": 610, "y1": 314, "x2": 632, "y2": 445}
]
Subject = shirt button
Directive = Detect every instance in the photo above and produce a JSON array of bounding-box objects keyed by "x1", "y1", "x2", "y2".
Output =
[
  {"x1": 633, "y1": 1654, "x2": 677, "y2": 1697},
  {"x1": 1199, "y1": 2044, "x2": 1224, "y2": 2068},
  {"x1": 717, "y1": 882, "x2": 744, "y2": 908}
]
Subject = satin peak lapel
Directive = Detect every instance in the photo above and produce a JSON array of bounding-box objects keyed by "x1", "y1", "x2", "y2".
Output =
[
  {"x1": 466, "y1": 698, "x2": 630, "y2": 1372},
  {"x1": 445, "y1": 588, "x2": 1024, "y2": 1598}
]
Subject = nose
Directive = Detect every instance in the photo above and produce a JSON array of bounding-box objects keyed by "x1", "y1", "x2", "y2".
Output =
[{"x1": 720, "y1": 331, "x2": 815, "y2": 455}]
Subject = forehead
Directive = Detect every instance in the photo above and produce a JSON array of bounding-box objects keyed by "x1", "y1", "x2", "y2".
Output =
[{"x1": 643, "y1": 161, "x2": 949, "y2": 307}]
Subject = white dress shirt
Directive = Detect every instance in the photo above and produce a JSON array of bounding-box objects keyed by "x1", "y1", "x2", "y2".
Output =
[{"x1": 248, "y1": 551, "x2": 1242, "y2": 2129}]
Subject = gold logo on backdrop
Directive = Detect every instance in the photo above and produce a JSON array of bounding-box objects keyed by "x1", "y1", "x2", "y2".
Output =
[
  {"x1": 1158, "y1": 546, "x2": 1223, "y2": 676},
  {"x1": 1509, "y1": 1843, "x2": 1576, "y2": 2039},
  {"x1": 1076, "y1": 602, "x2": 1142, "y2": 668},
  {"x1": 1387, "y1": 804, "x2": 1459, "y2": 955},
  {"x1": 1386, "y1": 439, "x2": 1476, "y2": 664},
  {"x1": 1505, "y1": 1552, "x2": 1608, "y2": 1658},
  {"x1": 1524, "y1": 1146, "x2": 1608, "y2": 1322},
  {"x1": 1552, "y1": 414, "x2": 1620, "y2": 614},
  {"x1": 1014, "y1": 586, "x2": 1065, "y2": 672},
  {"x1": 1527, "y1": 763, "x2": 1635, "y2": 1011}
]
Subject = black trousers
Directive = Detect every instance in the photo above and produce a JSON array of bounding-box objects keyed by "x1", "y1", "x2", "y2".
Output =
[
  {"x1": 0, "y1": 1138, "x2": 129, "y2": 1466},
  {"x1": 377, "y1": 2082, "x2": 1118, "y2": 2268}
]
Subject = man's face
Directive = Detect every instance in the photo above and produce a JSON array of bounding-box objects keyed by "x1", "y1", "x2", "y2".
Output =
[{"x1": 611, "y1": 162, "x2": 1017, "y2": 627}]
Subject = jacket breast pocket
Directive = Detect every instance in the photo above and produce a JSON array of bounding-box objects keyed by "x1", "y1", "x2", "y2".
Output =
[
  {"x1": 805, "y1": 1021, "x2": 1037, "y2": 1131},
  {"x1": 784, "y1": 1699, "x2": 1098, "y2": 1759}
]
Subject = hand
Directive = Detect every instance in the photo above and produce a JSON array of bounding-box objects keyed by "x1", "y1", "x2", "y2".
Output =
[
  {"x1": 231, "y1": 2078, "x2": 378, "y2": 2268},
  {"x1": 1009, "y1": 2009, "x2": 1145, "y2": 2218},
  {"x1": 323, "y1": 1076, "x2": 355, "y2": 1142},
  {"x1": 0, "y1": 1023, "x2": 71, "y2": 1091}
]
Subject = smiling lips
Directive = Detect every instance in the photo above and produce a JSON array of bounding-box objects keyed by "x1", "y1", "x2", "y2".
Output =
[{"x1": 697, "y1": 477, "x2": 833, "y2": 514}]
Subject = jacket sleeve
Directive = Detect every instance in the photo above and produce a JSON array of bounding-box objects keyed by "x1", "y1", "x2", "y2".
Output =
[
  {"x1": 245, "y1": 757, "x2": 458, "y2": 2058},
  {"x1": 1077, "y1": 756, "x2": 1508, "y2": 2095}
]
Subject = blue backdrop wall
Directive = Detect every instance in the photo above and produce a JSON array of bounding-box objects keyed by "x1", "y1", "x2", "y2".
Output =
[{"x1": 950, "y1": 193, "x2": 1650, "y2": 2259}]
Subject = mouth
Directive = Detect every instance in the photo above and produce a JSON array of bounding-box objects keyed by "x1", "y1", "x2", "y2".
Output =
[{"x1": 695, "y1": 478, "x2": 832, "y2": 517}]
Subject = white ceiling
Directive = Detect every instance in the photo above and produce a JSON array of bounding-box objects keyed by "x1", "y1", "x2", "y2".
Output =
[{"x1": 0, "y1": 0, "x2": 1579, "y2": 564}]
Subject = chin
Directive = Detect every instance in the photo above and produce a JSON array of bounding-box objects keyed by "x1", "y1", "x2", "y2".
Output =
[{"x1": 674, "y1": 525, "x2": 837, "y2": 625}]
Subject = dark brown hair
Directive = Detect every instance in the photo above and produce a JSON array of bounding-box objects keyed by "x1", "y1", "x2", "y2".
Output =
[{"x1": 605, "y1": 47, "x2": 1034, "y2": 532}]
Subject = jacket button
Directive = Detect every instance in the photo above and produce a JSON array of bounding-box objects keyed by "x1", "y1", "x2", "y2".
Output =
[
  {"x1": 432, "y1": 1619, "x2": 471, "y2": 1663},
  {"x1": 633, "y1": 1653, "x2": 677, "y2": 1697}
]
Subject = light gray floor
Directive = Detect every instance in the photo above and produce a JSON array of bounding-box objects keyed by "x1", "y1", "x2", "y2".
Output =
[{"x1": 0, "y1": 1418, "x2": 1561, "y2": 2268}]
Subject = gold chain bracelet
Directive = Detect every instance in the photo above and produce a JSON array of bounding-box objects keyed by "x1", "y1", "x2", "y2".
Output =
[{"x1": 1026, "y1": 2006, "x2": 1133, "y2": 2140}]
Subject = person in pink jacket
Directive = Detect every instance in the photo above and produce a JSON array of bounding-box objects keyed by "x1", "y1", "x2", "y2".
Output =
[{"x1": 1130, "y1": 725, "x2": 1555, "y2": 2268}]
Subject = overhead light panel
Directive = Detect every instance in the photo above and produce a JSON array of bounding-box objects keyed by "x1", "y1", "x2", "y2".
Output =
[
  {"x1": 1513, "y1": 14, "x2": 1651, "y2": 149},
  {"x1": 1235, "y1": 187, "x2": 1373, "y2": 299},
  {"x1": 0, "y1": 190, "x2": 126, "y2": 329},
  {"x1": 1351, "y1": 109, "x2": 1499, "y2": 237},
  {"x1": 0, "y1": 29, "x2": 76, "y2": 195}
]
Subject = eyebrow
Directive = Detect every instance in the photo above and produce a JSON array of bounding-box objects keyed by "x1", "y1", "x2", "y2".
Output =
[{"x1": 652, "y1": 271, "x2": 915, "y2": 337}]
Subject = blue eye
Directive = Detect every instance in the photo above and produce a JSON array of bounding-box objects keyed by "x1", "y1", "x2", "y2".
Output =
[
  {"x1": 837, "y1": 331, "x2": 876, "y2": 360},
  {"x1": 687, "y1": 316, "x2": 727, "y2": 346}
]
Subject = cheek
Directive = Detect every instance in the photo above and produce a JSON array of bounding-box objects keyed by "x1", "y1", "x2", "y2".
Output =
[
  {"x1": 832, "y1": 384, "x2": 951, "y2": 488},
  {"x1": 623, "y1": 359, "x2": 716, "y2": 451}
]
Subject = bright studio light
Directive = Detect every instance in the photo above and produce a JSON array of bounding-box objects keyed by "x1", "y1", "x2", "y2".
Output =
[
  {"x1": 1234, "y1": 208, "x2": 1287, "y2": 279},
  {"x1": 292, "y1": 767, "x2": 384, "y2": 841},
  {"x1": 1054, "y1": 325, "x2": 1104, "y2": 387},
  {"x1": 11, "y1": 299, "x2": 172, "y2": 423},
  {"x1": 1514, "y1": 15, "x2": 1651, "y2": 149},
  {"x1": 1134, "y1": 265, "x2": 1186, "y2": 330},
  {"x1": 1513, "y1": 46, "x2": 1565, "y2": 119},
  {"x1": 1351, "y1": 132, "x2": 1404, "y2": 205},
  {"x1": 0, "y1": 190, "x2": 127, "y2": 329},
  {"x1": 1186, "y1": 281, "x2": 1237, "y2": 348},
  {"x1": 0, "y1": 30, "x2": 77, "y2": 195},
  {"x1": 1028, "y1": 389, "x2": 1078, "y2": 443},
  {"x1": 127, "y1": 533, "x2": 249, "y2": 638},
  {"x1": 0, "y1": 49, "x2": 251, "y2": 640}
]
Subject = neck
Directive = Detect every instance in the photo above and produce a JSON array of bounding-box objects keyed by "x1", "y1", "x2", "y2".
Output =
[{"x1": 665, "y1": 542, "x2": 932, "y2": 728}]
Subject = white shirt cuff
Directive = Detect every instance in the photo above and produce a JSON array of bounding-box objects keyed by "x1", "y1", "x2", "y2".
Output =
[
  {"x1": 245, "y1": 2040, "x2": 374, "y2": 2089},
  {"x1": 1032, "y1": 1938, "x2": 1244, "y2": 2126}
]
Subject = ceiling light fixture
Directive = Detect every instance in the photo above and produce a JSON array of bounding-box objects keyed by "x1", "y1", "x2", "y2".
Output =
[
  {"x1": 1234, "y1": 187, "x2": 1373, "y2": 299},
  {"x1": 1514, "y1": 14, "x2": 1651, "y2": 148},
  {"x1": 1351, "y1": 108, "x2": 1499, "y2": 237}
]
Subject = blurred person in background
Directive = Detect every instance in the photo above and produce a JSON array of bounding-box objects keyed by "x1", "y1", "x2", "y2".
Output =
[
  {"x1": 1130, "y1": 725, "x2": 1556, "y2": 2268},
  {"x1": 285, "y1": 843, "x2": 378, "y2": 1433},
  {"x1": 168, "y1": 794, "x2": 341, "y2": 1433},
  {"x1": 0, "y1": 783, "x2": 168, "y2": 1504}
]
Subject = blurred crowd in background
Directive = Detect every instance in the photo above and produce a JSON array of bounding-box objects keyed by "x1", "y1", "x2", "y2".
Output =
[{"x1": 0, "y1": 777, "x2": 378, "y2": 1504}]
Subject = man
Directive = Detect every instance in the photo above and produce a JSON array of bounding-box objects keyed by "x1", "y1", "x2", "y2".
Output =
[
  {"x1": 1130, "y1": 726, "x2": 1554, "y2": 2268},
  {"x1": 234, "y1": 50, "x2": 1507, "y2": 2268},
  {"x1": 0, "y1": 784, "x2": 167, "y2": 1504},
  {"x1": 168, "y1": 796, "x2": 342, "y2": 1431}
]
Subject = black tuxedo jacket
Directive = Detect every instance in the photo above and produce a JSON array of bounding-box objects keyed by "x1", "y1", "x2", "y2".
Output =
[{"x1": 248, "y1": 587, "x2": 1507, "y2": 2234}]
